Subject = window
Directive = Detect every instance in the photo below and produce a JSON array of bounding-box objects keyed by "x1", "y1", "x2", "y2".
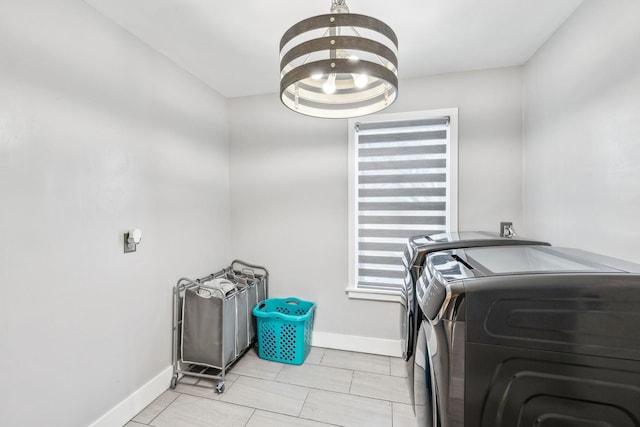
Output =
[{"x1": 347, "y1": 109, "x2": 458, "y2": 301}]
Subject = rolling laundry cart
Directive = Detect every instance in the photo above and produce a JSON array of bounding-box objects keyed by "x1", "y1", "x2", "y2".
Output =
[{"x1": 170, "y1": 260, "x2": 268, "y2": 393}]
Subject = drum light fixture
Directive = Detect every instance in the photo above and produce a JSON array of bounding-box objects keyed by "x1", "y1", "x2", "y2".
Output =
[{"x1": 279, "y1": 0, "x2": 398, "y2": 118}]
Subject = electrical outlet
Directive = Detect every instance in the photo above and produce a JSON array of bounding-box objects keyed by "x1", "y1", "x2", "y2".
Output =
[
  {"x1": 124, "y1": 232, "x2": 137, "y2": 253},
  {"x1": 500, "y1": 222, "x2": 513, "y2": 237}
]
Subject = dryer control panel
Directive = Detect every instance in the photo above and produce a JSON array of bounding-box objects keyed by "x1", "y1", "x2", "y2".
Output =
[
  {"x1": 419, "y1": 250, "x2": 478, "y2": 322},
  {"x1": 422, "y1": 276, "x2": 447, "y2": 321}
]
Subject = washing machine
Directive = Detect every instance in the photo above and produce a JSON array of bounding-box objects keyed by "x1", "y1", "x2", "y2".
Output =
[
  {"x1": 399, "y1": 232, "x2": 549, "y2": 409},
  {"x1": 414, "y1": 245, "x2": 640, "y2": 427}
]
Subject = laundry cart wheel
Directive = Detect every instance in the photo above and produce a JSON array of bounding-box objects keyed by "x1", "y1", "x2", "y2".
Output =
[
  {"x1": 170, "y1": 375, "x2": 178, "y2": 389},
  {"x1": 216, "y1": 382, "x2": 225, "y2": 394}
]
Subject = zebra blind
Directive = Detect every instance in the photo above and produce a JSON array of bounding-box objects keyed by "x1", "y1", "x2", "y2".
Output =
[{"x1": 354, "y1": 117, "x2": 451, "y2": 292}]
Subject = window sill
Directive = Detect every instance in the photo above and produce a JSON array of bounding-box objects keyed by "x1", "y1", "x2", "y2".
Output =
[{"x1": 345, "y1": 287, "x2": 402, "y2": 303}]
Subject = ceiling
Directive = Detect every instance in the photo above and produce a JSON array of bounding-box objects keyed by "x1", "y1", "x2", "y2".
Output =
[{"x1": 85, "y1": 0, "x2": 583, "y2": 99}]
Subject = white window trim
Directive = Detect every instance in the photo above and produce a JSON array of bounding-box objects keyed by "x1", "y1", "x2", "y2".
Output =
[{"x1": 346, "y1": 108, "x2": 459, "y2": 301}]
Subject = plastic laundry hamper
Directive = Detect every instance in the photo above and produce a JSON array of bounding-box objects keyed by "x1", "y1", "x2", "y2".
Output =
[{"x1": 252, "y1": 297, "x2": 316, "y2": 365}]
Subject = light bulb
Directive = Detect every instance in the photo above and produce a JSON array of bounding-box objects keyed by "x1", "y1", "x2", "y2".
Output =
[
  {"x1": 353, "y1": 73, "x2": 368, "y2": 88},
  {"x1": 323, "y1": 74, "x2": 336, "y2": 94},
  {"x1": 311, "y1": 72, "x2": 323, "y2": 80},
  {"x1": 348, "y1": 55, "x2": 359, "y2": 62}
]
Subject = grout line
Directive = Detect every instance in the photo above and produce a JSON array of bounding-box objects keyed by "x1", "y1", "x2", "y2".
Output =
[
  {"x1": 348, "y1": 388, "x2": 411, "y2": 406},
  {"x1": 316, "y1": 348, "x2": 326, "y2": 365},
  {"x1": 247, "y1": 407, "x2": 344, "y2": 427},
  {"x1": 145, "y1": 390, "x2": 182, "y2": 425},
  {"x1": 232, "y1": 357, "x2": 358, "y2": 378},
  {"x1": 242, "y1": 409, "x2": 257, "y2": 427},
  {"x1": 297, "y1": 387, "x2": 312, "y2": 417},
  {"x1": 235, "y1": 374, "x2": 347, "y2": 395},
  {"x1": 235, "y1": 364, "x2": 357, "y2": 395},
  {"x1": 318, "y1": 362, "x2": 394, "y2": 376},
  {"x1": 390, "y1": 402, "x2": 395, "y2": 427}
]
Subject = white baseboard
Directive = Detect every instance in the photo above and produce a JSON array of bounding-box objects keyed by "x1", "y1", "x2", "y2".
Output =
[
  {"x1": 312, "y1": 331, "x2": 401, "y2": 357},
  {"x1": 89, "y1": 366, "x2": 173, "y2": 427}
]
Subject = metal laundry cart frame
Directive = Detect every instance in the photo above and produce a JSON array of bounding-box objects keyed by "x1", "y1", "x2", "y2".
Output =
[{"x1": 170, "y1": 259, "x2": 268, "y2": 393}]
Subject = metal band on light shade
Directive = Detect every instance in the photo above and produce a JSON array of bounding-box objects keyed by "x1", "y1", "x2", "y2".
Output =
[{"x1": 279, "y1": 11, "x2": 398, "y2": 118}]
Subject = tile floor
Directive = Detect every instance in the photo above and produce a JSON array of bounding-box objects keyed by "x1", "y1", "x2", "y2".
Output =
[{"x1": 127, "y1": 347, "x2": 417, "y2": 427}]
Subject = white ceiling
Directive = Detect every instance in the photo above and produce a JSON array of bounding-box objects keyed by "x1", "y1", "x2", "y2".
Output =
[{"x1": 85, "y1": 0, "x2": 583, "y2": 98}]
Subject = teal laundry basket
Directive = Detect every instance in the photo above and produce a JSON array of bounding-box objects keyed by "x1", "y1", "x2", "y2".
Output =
[{"x1": 252, "y1": 297, "x2": 316, "y2": 365}]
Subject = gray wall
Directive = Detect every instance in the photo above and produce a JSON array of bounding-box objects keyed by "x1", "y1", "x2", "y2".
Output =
[
  {"x1": 523, "y1": 0, "x2": 640, "y2": 262},
  {"x1": 229, "y1": 66, "x2": 524, "y2": 341},
  {"x1": 0, "y1": 2, "x2": 230, "y2": 426}
]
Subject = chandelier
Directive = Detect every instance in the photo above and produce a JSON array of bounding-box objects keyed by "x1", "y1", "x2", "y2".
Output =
[{"x1": 279, "y1": 0, "x2": 398, "y2": 119}]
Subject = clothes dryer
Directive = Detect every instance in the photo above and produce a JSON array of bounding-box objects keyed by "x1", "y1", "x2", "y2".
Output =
[
  {"x1": 414, "y1": 245, "x2": 640, "y2": 427},
  {"x1": 399, "y1": 232, "x2": 548, "y2": 410}
]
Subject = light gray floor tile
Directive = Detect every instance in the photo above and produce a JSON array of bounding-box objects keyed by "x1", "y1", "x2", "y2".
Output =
[
  {"x1": 305, "y1": 346, "x2": 326, "y2": 365},
  {"x1": 124, "y1": 422, "x2": 147, "y2": 427},
  {"x1": 390, "y1": 357, "x2": 408, "y2": 378},
  {"x1": 174, "y1": 373, "x2": 239, "y2": 400},
  {"x1": 132, "y1": 390, "x2": 180, "y2": 424},
  {"x1": 174, "y1": 381, "x2": 216, "y2": 400},
  {"x1": 392, "y1": 402, "x2": 417, "y2": 427},
  {"x1": 246, "y1": 410, "x2": 340, "y2": 427},
  {"x1": 149, "y1": 394, "x2": 253, "y2": 427},
  {"x1": 179, "y1": 375, "x2": 199, "y2": 385},
  {"x1": 276, "y1": 363, "x2": 353, "y2": 393},
  {"x1": 350, "y1": 371, "x2": 412, "y2": 404},
  {"x1": 228, "y1": 352, "x2": 284, "y2": 380},
  {"x1": 219, "y1": 375, "x2": 310, "y2": 416},
  {"x1": 131, "y1": 348, "x2": 416, "y2": 427},
  {"x1": 301, "y1": 389, "x2": 392, "y2": 427},
  {"x1": 320, "y1": 349, "x2": 390, "y2": 375}
]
